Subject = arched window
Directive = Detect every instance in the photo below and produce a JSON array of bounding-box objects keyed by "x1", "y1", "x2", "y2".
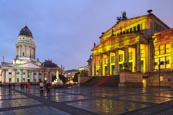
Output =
[
  {"x1": 134, "y1": 26, "x2": 136, "y2": 32},
  {"x1": 126, "y1": 30, "x2": 129, "y2": 34},
  {"x1": 137, "y1": 24, "x2": 140, "y2": 31}
]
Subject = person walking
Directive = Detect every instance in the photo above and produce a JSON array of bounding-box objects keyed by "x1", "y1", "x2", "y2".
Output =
[
  {"x1": 26, "y1": 80, "x2": 30, "y2": 93},
  {"x1": 39, "y1": 81, "x2": 44, "y2": 96},
  {"x1": 8, "y1": 82, "x2": 12, "y2": 94},
  {"x1": 46, "y1": 82, "x2": 51, "y2": 96}
]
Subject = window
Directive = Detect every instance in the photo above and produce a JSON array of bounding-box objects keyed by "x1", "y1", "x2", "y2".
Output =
[
  {"x1": 155, "y1": 46, "x2": 159, "y2": 55},
  {"x1": 137, "y1": 24, "x2": 140, "y2": 31},
  {"x1": 134, "y1": 26, "x2": 136, "y2": 32},
  {"x1": 111, "y1": 56, "x2": 115, "y2": 63},
  {"x1": 159, "y1": 45, "x2": 165, "y2": 55},
  {"x1": 160, "y1": 57, "x2": 165, "y2": 69},
  {"x1": 141, "y1": 49, "x2": 145, "y2": 58},
  {"x1": 119, "y1": 64, "x2": 123, "y2": 71},
  {"x1": 39, "y1": 73, "x2": 42, "y2": 75},
  {"x1": 154, "y1": 58, "x2": 159, "y2": 70},
  {"x1": 34, "y1": 73, "x2": 37, "y2": 75},
  {"x1": 9, "y1": 72, "x2": 12, "y2": 75},
  {"x1": 119, "y1": 54, "x2": 123, "y2": 62},
  {"x1": 130, "y1": 28, "x2": 132, "y2": 33},
  {"x1": 104, "y1": 58, "x2": 107, "y2": 64},
  {"x1": 165, "y1": 56, "x2": 170, "y2": 68},
  {"x1": 23, "y1": 72, "x2": 25, "y2": 75},
  {"x1": 166, "y1": 44, "x2": 170, "y2": 54},
  {"x1": 129, "y1": 52, "x2": 133, "y2": 60},
  {"x1": 126, "y1": 30, "x2": 129, "y2": 34}
]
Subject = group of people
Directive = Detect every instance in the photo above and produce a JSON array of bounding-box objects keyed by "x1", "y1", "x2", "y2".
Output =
[
  {"x1": 39, "y1": 81, "x2": 52, "y2": 96},
  {"x1": 7, "y1": 80, "x2": 51, "y2": 95}
]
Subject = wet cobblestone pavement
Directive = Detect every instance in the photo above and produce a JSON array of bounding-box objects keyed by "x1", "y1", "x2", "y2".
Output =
[{"x1": 0, "y1": 86, "x2": 173, "y2": 115}]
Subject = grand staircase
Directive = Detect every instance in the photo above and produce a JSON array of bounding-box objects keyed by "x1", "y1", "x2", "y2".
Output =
[{"x1": 82, "y1": 75, "x2": 119, "y2": 87}]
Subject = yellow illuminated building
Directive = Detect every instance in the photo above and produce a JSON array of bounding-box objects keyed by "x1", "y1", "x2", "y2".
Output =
[{"x1": 89, "y1": 11, "x2": 173, "y2": 84}]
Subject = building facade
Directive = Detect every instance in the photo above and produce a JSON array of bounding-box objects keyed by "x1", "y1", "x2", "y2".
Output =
[
  {"x1": 89, "y1": 12, "x2": 171, "y2": 78},
  {"x1": 0, "y1": 26, "x2": 60, "y2": 84}
]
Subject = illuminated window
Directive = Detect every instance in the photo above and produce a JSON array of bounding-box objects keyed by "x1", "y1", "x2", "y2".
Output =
[
  {"x1": 154, "y1": 58, "x2": 159, "y2": 70},
  {"x1": 96, "y1": 61, "x2": 100, "y2": 66},
  {"x1": 141, "y1": 49, "x2": 145, "y2": 58},
  {"x1": 119, "y1": 54, "x2": 123, "y2": 62},
  {"x1": 155, "y1": 46, "x2": 159, "y2": 55},
  {"x1": 111, "y1": 56, "x2": 115, "y2": 63},
  {"x1": 159, "y1": 45, "x2": 165, "y2": 55},
  {"x1": 129, "y1": 52, "x2": 132, "y2": 60},
  {"x1": 160, "y1": 57, "x2": 165, "y2": 69},
  {"x1": 104, "y1": 58, "x2": 107, "y2": 64},
  {"x1": 166, "y1": 44, "x2": 170, "y2": 54},
  {"x1": 165, "y1": 56, "x2": 170, "y2": 68}
]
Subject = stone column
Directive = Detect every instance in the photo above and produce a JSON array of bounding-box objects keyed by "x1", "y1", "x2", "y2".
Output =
[
  {"x1": 136, "y1": 43, "x2": 141, "y2": 72},
  {"x1": 20, "y1": 69, "x2": 23, "y2": 82},
  {"x1": 13, "y1": 69, "x2": 17, "y2": 83},
  {"x1": 107, "y1": 52, "x2": 110, "y2": 76},
  {"x1": 3, "y1": 70, "x2": 7, "y2": 83},
  {"x1": 99, "y1": 54, "x2": 103, "y2": 76},
  {"x1": 124, "y1": 46, "x2": 129, "y2": 70},
  {"x1": 149, "y1": 40, "x2": 154, "y2": 72},
  {"x1": 115, "y1": 49, "x2": 119, "y2": 74}
]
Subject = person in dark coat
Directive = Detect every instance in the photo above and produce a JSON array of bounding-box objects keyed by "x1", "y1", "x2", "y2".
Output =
[{"x1": 46, "y1": 82, "x2": 51, "y2": 96}]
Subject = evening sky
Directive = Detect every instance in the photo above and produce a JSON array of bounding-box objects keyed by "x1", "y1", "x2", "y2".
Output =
[{"x1": 0, "y1": 0, "x2": 173, "y2": 70}]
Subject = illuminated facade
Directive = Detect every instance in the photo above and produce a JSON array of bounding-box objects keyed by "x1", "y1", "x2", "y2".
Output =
[
  {"x1": 89, "y1": 12, "x2": 170, "y2": 78},
  {"x1": 0, "y1": 26, "x2": 60, "y2": 83}
]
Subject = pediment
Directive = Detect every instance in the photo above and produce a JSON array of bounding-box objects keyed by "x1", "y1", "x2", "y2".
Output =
[{"x1": 14, "y1": 62, "x2": 41, "y2": 69}]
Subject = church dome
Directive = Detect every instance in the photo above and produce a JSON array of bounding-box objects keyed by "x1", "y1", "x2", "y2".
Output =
[
  {"x1": 19, "y1": 26, "x2": 33, "y2": 38},
  {"x1": 42, "y1": 60, "x2": 58, "y2": 68}
]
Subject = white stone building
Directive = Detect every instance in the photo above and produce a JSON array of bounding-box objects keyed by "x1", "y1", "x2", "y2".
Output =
[{"x1": 0, "y1": 26, "x2": 60, "y2": 84}]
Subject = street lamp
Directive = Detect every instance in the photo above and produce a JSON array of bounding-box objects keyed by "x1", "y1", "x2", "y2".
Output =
[{"x1": 158, "y1": 61, "x2": 164, "y2": 88}]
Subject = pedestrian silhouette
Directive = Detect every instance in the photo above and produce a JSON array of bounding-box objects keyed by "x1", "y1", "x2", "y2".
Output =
[{"x1": 39, "y1": 81, "x2": 44, "y2": 96}]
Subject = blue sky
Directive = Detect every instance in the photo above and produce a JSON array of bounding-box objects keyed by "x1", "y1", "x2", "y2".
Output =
[{"x1": 0, "y1": 0, "x2": 173, "y2": 70}]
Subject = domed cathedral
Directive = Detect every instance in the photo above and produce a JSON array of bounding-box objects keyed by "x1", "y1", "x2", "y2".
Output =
[
  {"x1": 15, "y1": 25, "x2": 36, "y2": 63},
  {"x1": 0, "y1": 25, "x2": 61, "y2": 84}
]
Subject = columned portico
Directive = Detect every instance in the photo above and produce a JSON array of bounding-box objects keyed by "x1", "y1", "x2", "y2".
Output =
[
  {"x1": 136, "y1": 43, "x2": 141, "y2": 72},
  {"x1": 124, "y1": 46, "x2": 129, "y2": 70},
  {"x1": 99, "y1": 54, "x2": 103, "y2": 76},
  {"x1": 107, "y1": 52, "x2": 110, "y2": 76},
  {"x1": 115, "y1": 49, "x2": 119, "y2": 74}
]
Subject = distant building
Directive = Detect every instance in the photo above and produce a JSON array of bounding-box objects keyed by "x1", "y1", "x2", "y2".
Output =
[
  {"x1": 0, "y1": 26, "x2": 61, "y2": 84},
  {"x1": 64, "y1": 69, "x2": 79, "y2": 79},
  {"x1": 79, "y1": 66, "x2": 88, "y2": 77}
]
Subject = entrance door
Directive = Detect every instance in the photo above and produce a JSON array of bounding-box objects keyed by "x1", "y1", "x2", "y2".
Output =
[{"x1": 111, "y1": 65, "x2": 115, "y2": 75}]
